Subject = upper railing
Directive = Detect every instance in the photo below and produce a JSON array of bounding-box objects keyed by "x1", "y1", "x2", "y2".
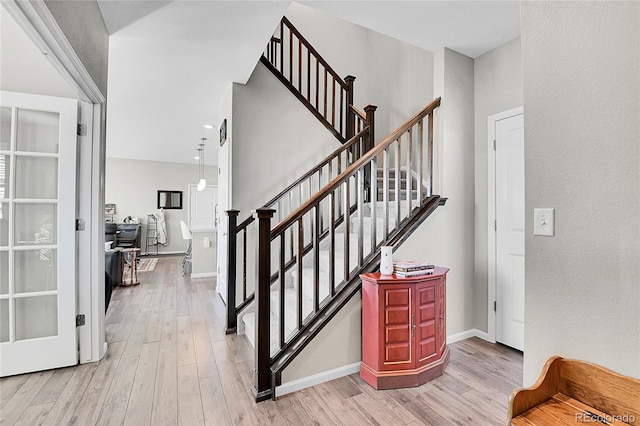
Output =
[
  {"x1": 262, "y1": 17, "x2": 356, "y2": 142},
  {"x1": 253, "y1": 98, "x2": 441, "y2": 400}
]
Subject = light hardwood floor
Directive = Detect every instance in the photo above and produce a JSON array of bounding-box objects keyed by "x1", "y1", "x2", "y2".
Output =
[{"x1": 0, "y1": 256, "x2": 523, "y2": 425}]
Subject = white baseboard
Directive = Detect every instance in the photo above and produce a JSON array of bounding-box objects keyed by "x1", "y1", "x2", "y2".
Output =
[
  {"x1": 275, "y1": 362, "x2": 361, "y2": 398},
  {"x1": 190, "y1": 272, "x2": 217, "y2": 278},
  {"x1": 447, "y1": 328, "x2": 490, "y2": 344},
  {"x1": 273, "y1": 331, "x2": 492, "y2": 398}
]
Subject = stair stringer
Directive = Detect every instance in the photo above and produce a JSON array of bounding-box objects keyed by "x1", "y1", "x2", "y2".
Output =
[{"x1": 269, "y1": 195, "x2": 447, "y2": 395}]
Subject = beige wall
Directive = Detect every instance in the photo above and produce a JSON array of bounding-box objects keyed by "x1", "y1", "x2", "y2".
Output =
[
  {"x1": 231, "y1": 62, "x2": 338, "y2": 217},
  {"x1": 192, "y1": 231, "x2": 216, "y2": 276},
  {"x1": 282, "y1": 295, "x2": 361, "y2": 383},
  {"x1": 105, "y1": 157, "x2": 217, "y2": 257},
  {"x1": 286, "y1": 2, "x2": 435, "y2": 139},
  {"x1": 473, "y1": 37, "x2": 523, "y2": 332},
  {"x1": 521, "y1": 1, "x2": 640, "y2": 384},
  {"x1": 395, "y1": 48, "x2": 476, "y2": 336},
  {"x1": 44, "y1": 0, "x2": 109, "y2": 98}
]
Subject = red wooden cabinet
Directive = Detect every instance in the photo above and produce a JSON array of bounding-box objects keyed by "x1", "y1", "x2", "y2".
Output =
[{"x1": 360, "y1": 268, "x2": 449, "y2": 390}]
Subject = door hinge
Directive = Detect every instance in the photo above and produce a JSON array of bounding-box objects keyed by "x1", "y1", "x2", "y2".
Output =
[
  {"x1": 76, "y1": 314, "x2": 85, "y2": 327},
  {"x1": 493, "y1": 139, "x2": 496, "y2": 151},
  {"x1": 77, "y1": 124, "x2": 87, "y2": 136},
  {"x1": 494, "y1": 220, "x2": 497, "y2": 231},
  {"x1": 76, "y1": 219, "x2": 85, "y2": 231},
  {"x1": 494, "y1": 301, "x2": 497, "y2": 312}
]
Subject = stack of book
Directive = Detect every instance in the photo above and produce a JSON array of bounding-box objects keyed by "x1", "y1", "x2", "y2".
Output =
[{"x1": 393, "y1": 260, "x2": 435, "y2": 277}]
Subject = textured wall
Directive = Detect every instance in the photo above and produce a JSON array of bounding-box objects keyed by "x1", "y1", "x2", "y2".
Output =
[
  {"x1": 395, "y1": 48, "x2": 476, "y2": 336},
  {"x1": 521, "y1": 1, "x2": 640, "y2": 384},
  {"x1": 286, "y1": 2, "x2": 435, "y2": 139},
  {"x1": 473, "y1": 37, "x2": 523, "y2": 332}
]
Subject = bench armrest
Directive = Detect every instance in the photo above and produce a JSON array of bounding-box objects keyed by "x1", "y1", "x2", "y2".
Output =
[{"x1": 507, "y1": 356, "x2": 562, "y2": 424}]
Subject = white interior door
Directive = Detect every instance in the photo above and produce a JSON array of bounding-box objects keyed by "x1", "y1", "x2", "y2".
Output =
[
  {"x1": 495, "y1": 112, "x2": 525, "y2": 351},
  {"x1": 189, "y1": 184, "x2": 217, "y2": 231},
  {"x1": 0, "y1": 91, "x2": 78, "y2": 376},
  {"x1": 217, "y1": 137, "x2": 230, "y2": 304}
]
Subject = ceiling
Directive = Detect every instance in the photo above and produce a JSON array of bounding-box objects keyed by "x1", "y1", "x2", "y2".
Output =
[{"x1": 99, "y1": 1, "x2": 521, "y2": 166}]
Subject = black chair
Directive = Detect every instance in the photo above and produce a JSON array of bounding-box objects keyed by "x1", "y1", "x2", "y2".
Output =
[{"x1": 115, "y1": 223, "x2": 141, "y2": 249}]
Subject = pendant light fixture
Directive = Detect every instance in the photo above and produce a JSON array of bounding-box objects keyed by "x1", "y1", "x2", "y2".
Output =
[{"x1": 196, "y1": 137, "x2": 207, "y2": 191}]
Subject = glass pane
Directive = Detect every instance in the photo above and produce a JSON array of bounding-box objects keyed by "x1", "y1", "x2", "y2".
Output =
[
  {"x1": 0, "y1": 299, "x2": 8, "y2": 343},
  {"x1": 15, "y1": 295, "x2": 57, "y2": 340},
  {"x1": 14, "y1": 203, "x2": 57, "y2": 245},
  {"x1": 14, "y1": 249, "x2": 57, "y2": 293},
  {"x1": 15, "y1": 156, "x2": 57, "y2": 199},
  {"x1": 16, "y1": 109, "x2": 59, "y2": 153},
  {"x1": 0, "y1": 251, "x2": 7, "y2": 294},
  {"x1": 0, "y1": 202, "x2": 8, "y2": 246},
  {"x1": 0, "y1": 107, "x2": 10, "y2": 151},
  {"x1": 0, "y1": 154, "x2": 9, "y2": 199}
]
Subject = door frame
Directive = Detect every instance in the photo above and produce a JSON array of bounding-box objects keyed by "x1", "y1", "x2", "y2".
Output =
[
  {"x1": 217, "y1": 131, "x2": 232, "y2": 304},
  {"x1": 487, "y1": 106, "x2": 523, "y2": 344},
  {"x1": 3, "y1": 1, "x2": 107, "y2": 363}
]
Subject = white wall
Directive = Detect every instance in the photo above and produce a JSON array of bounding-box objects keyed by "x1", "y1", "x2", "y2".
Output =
[
  {"x1": 521, "y1": 1, "x2": 640, "y2": 384},
  {"x1": 395, "y1": 48, "x2": 476, "y2": 336},
  {"x1": 473, "y1": 37, "x2": 523, "y2": 332},
  {"x1": 0, "y1": 7, "x2": 76, "y2": 98},
  {"x1": 105, "y1": 157, "x2": 217, "y2": 256}
]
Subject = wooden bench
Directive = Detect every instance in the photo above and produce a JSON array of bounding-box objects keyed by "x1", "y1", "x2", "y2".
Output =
[{"x1": 507, "y1": 356, "x2": 640, "y2": 425}]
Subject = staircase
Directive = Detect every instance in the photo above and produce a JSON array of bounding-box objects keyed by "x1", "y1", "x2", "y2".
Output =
[
  {"x1": 223, "y1": 16, "x2": 445, "y2": 402},
  {"x1": 240, "y1": 169, "x2": 428, "y2": 350}
]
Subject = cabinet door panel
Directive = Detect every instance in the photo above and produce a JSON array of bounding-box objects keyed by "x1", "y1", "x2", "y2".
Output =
[
  {"x1": 385, "y1": 345, "x2": 411, "y2": 364},
  {"x1": 385, "y1": 288, "x2": 409, "y2": 307},
  {"x1": 385, "y1": 307, "x2": 409, "y2": 326},
  {"x1": 416, "y1": 283, "x2": 438, "y2": 365},
  {"x1": 383, "y1": 288, "x2": 412, "y2": 367}
]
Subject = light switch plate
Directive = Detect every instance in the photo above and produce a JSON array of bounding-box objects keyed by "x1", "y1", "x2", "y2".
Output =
[{"x1": 534, "y1": 208, "x2": 554, "y2": 236}]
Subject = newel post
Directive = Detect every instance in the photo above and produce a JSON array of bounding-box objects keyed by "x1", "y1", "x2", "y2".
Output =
[
  {"x1": 225, "y1": 210, "x2": 240, "y2": 334},
  {"x1": 253, "y1": 208, "x2": 275, "y2": 402},
  {"x1": 344, "y1": 75, "x2": 356, "y2": 140},
  {"x1": 364, "y1": 104, "x2": 377, "y2": 202},
  {"x1": 364, "y1": 104, "x2": 377, "y2": 152}
]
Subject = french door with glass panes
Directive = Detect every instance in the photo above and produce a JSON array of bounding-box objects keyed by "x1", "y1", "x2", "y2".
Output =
[{"x1": 0, "y1": 91, "x2": 78, "y2": 376}]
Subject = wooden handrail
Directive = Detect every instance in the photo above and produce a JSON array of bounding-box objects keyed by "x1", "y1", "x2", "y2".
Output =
[
  {"x1": 253, "y1": 98, "x2": 443, "y2": 400},
  {"x1": 226, "y1": 124, "x2": 373, "y2": 336},
  {"x1": 264, "y1": 128, "x2": 368, "y2": 210},
  {"x1": 233, "y1": 126, "x2": 370, "y2": 236},
  {"x1": 350, "y1": 105, "x2": 366, "y2": 121},
  {"x1": 272, "y1": 97, "x2": 441, "y2": 237}
]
